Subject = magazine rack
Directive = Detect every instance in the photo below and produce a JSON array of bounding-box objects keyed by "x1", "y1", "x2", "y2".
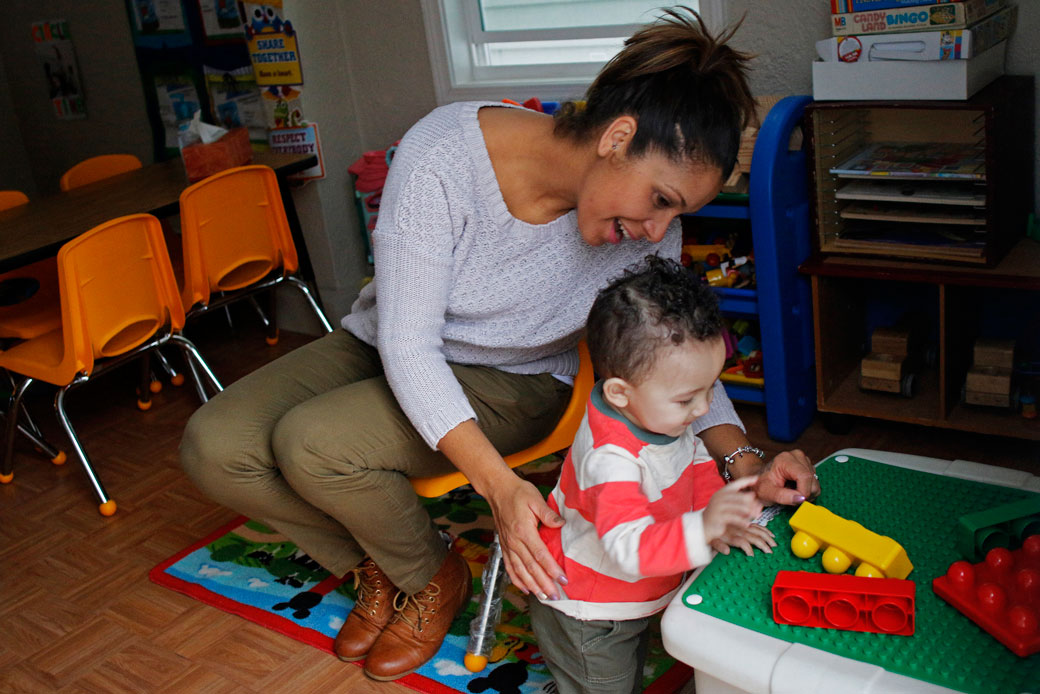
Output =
[
  {"x1": 805, "y1": 75, "x2": 1033, "y2": 267},
  {"x1": 690, "y1": 95, "x2": 816, "y2": 442}
]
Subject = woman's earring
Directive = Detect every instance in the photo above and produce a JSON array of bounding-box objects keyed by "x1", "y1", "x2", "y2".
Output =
[{"x1": 611, "y1": 143, "x2": 618, "y2": 150}]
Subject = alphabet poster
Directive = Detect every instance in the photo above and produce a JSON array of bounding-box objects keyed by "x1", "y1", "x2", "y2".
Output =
[{"x1": 31, "y1": 20, "x2": 86, "y2": 120}]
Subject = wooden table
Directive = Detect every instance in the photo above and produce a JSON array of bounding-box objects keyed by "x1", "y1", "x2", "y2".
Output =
[{"x1": 0, "y1": 151, "x2": 317, "y2": 274}]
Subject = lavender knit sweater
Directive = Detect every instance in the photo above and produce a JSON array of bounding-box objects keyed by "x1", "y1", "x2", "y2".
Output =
[{"x1": 343, "y1": 101, "x2": 742, "y2": 450}]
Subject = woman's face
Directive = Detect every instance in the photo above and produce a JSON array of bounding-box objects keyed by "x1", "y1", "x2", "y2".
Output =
[{"x1": 576, "y1": 149, "x2": 723, "y2": 247}]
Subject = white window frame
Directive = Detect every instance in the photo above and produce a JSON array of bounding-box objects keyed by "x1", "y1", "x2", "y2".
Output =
[{"x1": 420, "y1": 0, "x2": 725, "y2": 105}]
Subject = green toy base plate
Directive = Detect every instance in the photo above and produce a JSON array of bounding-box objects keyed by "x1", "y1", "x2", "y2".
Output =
[{"x1": 681, "y1": 454, "x2": 1040, "y2": 694}]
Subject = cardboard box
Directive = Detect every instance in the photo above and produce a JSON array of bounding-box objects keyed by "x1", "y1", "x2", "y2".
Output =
[
  {"x1": 812, "y1": 40, "x2": 1005, "y2": 100},
  {"x1": 831, "y1": 0, "x2": 1006, "y2": 36},
  {"x1": 831, "y1": 0, "x2": 964, "y2": 12},
  {"x1": 818, "y1": 6, "x2": 1015, "y2": 61},
  {"x1": 181, "y1": 127, "x2": 253, "y2": 182}
]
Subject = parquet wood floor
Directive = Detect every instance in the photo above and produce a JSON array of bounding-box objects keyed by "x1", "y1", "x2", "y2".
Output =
[{"x1": 0, "y1": 309, "x2": 1035, "y2": 693}]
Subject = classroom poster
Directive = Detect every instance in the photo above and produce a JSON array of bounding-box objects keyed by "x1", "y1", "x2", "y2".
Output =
[
  {"x1": 127, "y1": 0, "x2": 192, "y2": 48},
  {"x1": 268, "y1": 123, "x2": 324, "y2": 181},
  {"x1": 204, "y1": 65, "x2": 266, "y2": 144},
  {"x1": 131, "y1": 0, "x2": 186, "y2": 34},
  {"x1": 241, "y1": 1, "x2": 302, "y2": 86},
  {"x1": 31, "y1": 20, "x2": 86, "y2": 120},
  {"x1": 154, "y1": 73, "x2": 201, "y2": 148},
  {"x1": 197, "y1": 0, "x2": 243, "y2": 40}
]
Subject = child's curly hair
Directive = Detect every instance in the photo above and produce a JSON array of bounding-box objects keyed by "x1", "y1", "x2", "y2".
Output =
[{"x1": 587, "y1": 254, "x2": 722, "y2": 384}]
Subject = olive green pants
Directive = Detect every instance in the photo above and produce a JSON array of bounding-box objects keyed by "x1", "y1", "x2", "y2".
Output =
[
  {"x1": 179, "y1": 329, "x2": 570, "y2": 594},
  {"x1": 528, "y1": 599, "x2": 651, "y2": 694}
]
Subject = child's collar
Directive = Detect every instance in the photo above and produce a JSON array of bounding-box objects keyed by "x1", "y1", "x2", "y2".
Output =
[{"x1": 591, "y1": 380, "x2": 680, "y2": 445}]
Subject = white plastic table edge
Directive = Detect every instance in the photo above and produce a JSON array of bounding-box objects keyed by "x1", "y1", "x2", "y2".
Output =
[{"x1": 660, "y1": 447, "x2": 1040, "y2": 694}]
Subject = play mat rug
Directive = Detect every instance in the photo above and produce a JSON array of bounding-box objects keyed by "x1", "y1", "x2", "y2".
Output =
[{"x1": 151, "y1": 457, "x2": 690, "y2": 694}]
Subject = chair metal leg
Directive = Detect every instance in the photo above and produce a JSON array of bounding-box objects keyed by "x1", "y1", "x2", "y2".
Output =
[
  {"x1": 285, "y1": 275, "x2": 334, "y2": 333},
  {"x1": 465, "y1": 533, "x2": 509, "y2": 672},
  {"x1": 1, "y1": 378, "x2": 33, "y2": 481},
  {"x1": 249, "y1": 293, "x2": 280, "y2": 344},
  {"x1": 153, "y1": 348, "x2": 184, "y2": 386},
  {"x1": 54, "y1": 385, "x2": 116, "y2": 516},
  {"x1": 169, "y1": 335, "x2": 224, "y2": 402},
  {"x1": 137, "y1": 354, "x2": 153, "y2": 411},
  {"x1": 15, "y1": 419, "x2": 64, "y2": 464}
]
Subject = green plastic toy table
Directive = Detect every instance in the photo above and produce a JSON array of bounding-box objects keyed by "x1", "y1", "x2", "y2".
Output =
[{"x1": 661, "y1": 448, "x2": 1040, "y2": 694}]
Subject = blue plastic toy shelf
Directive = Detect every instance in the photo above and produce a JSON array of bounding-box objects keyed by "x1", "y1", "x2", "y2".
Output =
[{"x1": 690, "y1": 95, "x2": 816, "y2": 442}]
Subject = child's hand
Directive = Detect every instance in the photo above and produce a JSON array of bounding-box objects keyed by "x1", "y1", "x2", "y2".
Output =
[
  {"x1": 710, "y1": 522, "x2": 776, "y2": 557},
  {"x1": 703, "y1": 475, "x2": 765, "y2": 548}
]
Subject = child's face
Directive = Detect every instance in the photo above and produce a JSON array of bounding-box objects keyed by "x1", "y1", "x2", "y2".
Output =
[{"x1": 609, "y1": 336, "x2": 726, "y2": 437}]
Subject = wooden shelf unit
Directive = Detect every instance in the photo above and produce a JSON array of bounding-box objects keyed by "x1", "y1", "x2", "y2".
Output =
[
  {"x1": 801, "y1": 240, "x2": 1040, "y2": 440},
  {"x1": 805, "y1": 76, "x2": 1034, "y2": 267}
]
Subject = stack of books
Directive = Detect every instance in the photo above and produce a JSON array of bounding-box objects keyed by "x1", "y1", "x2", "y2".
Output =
[{"x1": 813, "y1": 0, "x2": 1017, "y2": 100}]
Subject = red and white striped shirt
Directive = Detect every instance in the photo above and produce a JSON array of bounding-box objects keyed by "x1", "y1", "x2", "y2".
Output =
[{"x1": 539, "y1": 382, "x2": 726, "y2": 620}]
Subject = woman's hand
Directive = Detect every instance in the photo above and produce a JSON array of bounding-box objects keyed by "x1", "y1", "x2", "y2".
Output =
[
  {"x1": 485, "y1": 476, "x2": 566, "y2": 600},
  {"x1": 753, "y1": 449, "x2": 820, "y2": 506}
]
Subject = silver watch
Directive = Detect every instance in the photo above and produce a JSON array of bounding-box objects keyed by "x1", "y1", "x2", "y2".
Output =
[{"x1": 721, "y1": 445, "x2": 765, "y2": 481}]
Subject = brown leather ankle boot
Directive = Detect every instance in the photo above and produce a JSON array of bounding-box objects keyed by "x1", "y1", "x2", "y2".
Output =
[
  {"x1": 334, "y1": 557, "x2": 399, "y2": 662},
  {"x1": 363, "y1": 551, "x2": 473, "y2": 681}
]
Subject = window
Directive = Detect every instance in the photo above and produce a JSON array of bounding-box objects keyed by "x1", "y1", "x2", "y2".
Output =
[{"x1": 421, "y1": 0, "x2": 722, "y2": 104}]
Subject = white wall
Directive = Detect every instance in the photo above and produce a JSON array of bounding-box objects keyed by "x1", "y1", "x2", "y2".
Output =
[
  {"x1": 279, "y1": 0, "x2": 437, "y2": 328},
  {"x1": 0, "y1": 52, "x2": 35, "y2": 196}
]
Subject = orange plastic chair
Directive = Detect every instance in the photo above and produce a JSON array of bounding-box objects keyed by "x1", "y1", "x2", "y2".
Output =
[
  {"x1": 0, "y1": 190, "x2": 29, "y2": 210},
  {"x1": 0, "y1": 214, "x2": 223, "y2": 516},
  {"x1": 178, "y1": 165, "x2": 332, "y2": 345},
  {"x1": 0, "y1": 191, "x2": 63, "y2": 341},
  {"x1": 410, "y1": 339, "x2": 595, "y2": 672},
  {"x1": 59, "y1": 154, "x2": 142, "y2": 192}
]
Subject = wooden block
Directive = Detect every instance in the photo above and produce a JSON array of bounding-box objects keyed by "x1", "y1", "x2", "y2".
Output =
[
  {"x1": 860, "y1": 374, "x2": 902, "y2": 393},
  {"x1": 965, "y1": 389, "x2": 1010, "y2": 408},
  {"x1": 965, "y1": 366, "x2": 1012, "y2": 395},
  {"x1": 973, "y1": 338, "x2": 1015, "y2": 369},
  {"x1": 870, "y1": 328, "x2": 910, "y2": 357},
  {"x1": 861, "y1": 352, "x2": 904, "y2": 380}
]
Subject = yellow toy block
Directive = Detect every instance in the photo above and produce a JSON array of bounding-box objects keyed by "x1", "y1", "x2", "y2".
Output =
[{"x1": 789, "y1": 501, "x2": 913, "y2": 579}]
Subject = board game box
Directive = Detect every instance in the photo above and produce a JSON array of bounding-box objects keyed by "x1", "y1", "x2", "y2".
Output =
[
  {"x1": 819, "y1": 6, "x2": 1015, "y2": 61},
  {"x1": 832, "y1": 0, "x2": 1005, "y2": 36}
]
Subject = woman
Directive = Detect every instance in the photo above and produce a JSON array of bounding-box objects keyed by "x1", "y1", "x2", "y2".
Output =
[{"x1": 180, "y1": 7, "x2": 818, "y2": 682}]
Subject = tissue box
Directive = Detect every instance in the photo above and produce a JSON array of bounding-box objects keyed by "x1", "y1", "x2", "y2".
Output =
[{"x1": 181, "y1": 127, "x2": 253, "y2": 182}]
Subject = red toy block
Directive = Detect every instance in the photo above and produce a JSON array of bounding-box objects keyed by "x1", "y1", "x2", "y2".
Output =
[
  {"x1": 772, "y1": 570, "x2": 915, "y2": 635},
  {"x1": 932, "y1": 534, "x2": 1040, "y2": 657}
]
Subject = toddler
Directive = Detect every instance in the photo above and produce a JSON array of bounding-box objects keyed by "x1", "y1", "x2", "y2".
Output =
[{"x1": 529, "y1": 255, "x2": 775, "y2": 694}]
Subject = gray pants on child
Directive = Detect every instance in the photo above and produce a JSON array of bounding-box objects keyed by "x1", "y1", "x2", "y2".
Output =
[
  {"x1": 179, "y1": 329, "x2": 570, "y2": 594},
  {"x1": 528, "y1": 598, "x2": 651, "y2": 694}
]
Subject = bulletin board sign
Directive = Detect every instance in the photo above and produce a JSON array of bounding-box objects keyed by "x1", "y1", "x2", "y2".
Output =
[
  {"x1": 268, "y1": 123, "x2": 324, "y2": 181},
  {"x1": 31, "y1": 20, "x2": 86, "y2": 120},
  {"x1": 241, "y1": 1, "x2": 302, "y2": 86}
]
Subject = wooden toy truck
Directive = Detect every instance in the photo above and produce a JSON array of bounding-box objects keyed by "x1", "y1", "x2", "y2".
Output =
[
  {"x1": 964, "y1": 338, "x2": 1015, "y2": 408},
  {"x1": 860, "y1": 326, "x2": 919, "y2": 397}
]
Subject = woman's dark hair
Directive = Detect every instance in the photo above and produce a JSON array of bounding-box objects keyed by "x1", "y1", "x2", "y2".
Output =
[
  {"x1": 587, "y1": 254, "x2": 722, "y2": 384},
  {"x1": 554, "y1": 6, "x2": 755, "y2": 178}
]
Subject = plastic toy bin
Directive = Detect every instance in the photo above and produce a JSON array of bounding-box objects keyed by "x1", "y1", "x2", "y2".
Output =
[{"x1": 661, "y1": 449, "x2": 1040, "y2": 694}]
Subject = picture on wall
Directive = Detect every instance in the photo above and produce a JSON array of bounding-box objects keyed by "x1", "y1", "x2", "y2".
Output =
[{"x1": 31, "y1": 20, "x2": 86, "y2": 120}]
